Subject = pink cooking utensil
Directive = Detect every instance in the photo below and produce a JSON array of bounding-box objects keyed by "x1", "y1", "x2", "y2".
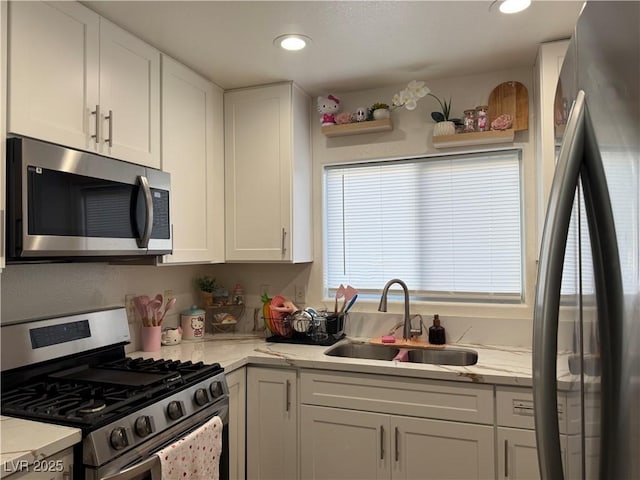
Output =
[
  {"x1": 334, "y1": 284, "x2": 345, "y2": 313},
  {"x1": 340, "y1": 285, "x2": 358, "y2": 313}
]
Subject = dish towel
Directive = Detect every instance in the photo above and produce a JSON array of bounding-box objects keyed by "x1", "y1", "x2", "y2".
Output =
[{"x1": 157, "y1": 415, "x2": 223, "y2": 479}]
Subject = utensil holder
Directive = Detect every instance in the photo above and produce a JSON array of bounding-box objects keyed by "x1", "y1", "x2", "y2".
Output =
[
  {"x1": 325, "y1": 313, "x2": 345, "y2": 337},
  {"x1": 141, "y1": 326, "x2": 162, "y2": 352}
]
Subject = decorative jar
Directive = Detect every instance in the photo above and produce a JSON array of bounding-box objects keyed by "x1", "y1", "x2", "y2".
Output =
[
  {"x1": 475, "y1": 105, "x2": 489, "y2": 132},
  {"x1": 463, "y1": 110, "x2": 476, "y2": 133}
]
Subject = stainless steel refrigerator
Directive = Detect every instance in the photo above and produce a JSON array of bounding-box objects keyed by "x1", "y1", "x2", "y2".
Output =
[{"x1": 533, "y1": 2, "x2": 639, "y2": 479}]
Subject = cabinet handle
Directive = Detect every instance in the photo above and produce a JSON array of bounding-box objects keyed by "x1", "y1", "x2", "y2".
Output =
[
  {"x1": 380, "y1": 426, "x2": 385, "y2": 460},
  {"x1": 394, "y1": 426, "x2": 399, "y2": 462},
  {"x1": 105, "y1": 109, "x2": 113, "y2": 147},
  {"x1": 504, "y1": 439, "x2": 509, "y2": 478},
  {"x1": 91, "y1": 105, "x2": 100, "y2": 144},
  {"x1": 285, "y1": 379, "x2": 290, "y2": 412},
  {"x1": 281, "y1": 228, "x2": 287, "y2": 255}
]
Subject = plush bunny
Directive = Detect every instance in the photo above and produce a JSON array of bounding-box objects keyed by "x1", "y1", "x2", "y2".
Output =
[{"x1": 317, "y1": 94, "x2": 341, "y2": 126}]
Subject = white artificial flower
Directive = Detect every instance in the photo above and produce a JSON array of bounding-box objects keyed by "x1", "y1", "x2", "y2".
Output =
[
  {"x1": 404, "y1": 98, "x2": 418, "y2": 110},
  {"x1": 390, "y1": 80, "x2": 430, "y2": 111}
]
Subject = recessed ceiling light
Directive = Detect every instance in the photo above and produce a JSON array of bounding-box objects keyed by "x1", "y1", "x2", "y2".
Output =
[
  {"x1": 499, "y1": 0, "x2": 531, "y2": 14},
  {"x1": 274, "y1": 34, "x2": 312, "y2": 51}
]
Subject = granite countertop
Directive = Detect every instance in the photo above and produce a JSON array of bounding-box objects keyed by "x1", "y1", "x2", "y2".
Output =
[
  {"x1": 1, "y1": 334, "x2": 578, "y2": 474},
  {"x1": 0, "y1": 416, "x2": 81, "y2": 478}
]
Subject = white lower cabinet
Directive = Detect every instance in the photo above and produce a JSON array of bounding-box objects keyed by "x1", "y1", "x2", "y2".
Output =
[
  {"x1": 496, "y1": 386, "x2": 580, "y2": 479},
  {"x1": 247, "y1": 367, "x2": 297, "y2": 480},
  {"x1": 227, "y1": 368, "x2": 246, "y2": 480},
  {"x1": 300, "y1": 370, "x2": 495, "y2": 480},
  {"x1": 301, "y1": 405, "x2": 494, "y2": 480},
  {"x1": 301, "y1": 405, "x2": 389, "y2": 480}
]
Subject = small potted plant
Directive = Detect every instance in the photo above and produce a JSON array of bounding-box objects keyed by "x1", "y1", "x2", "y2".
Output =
[
  {"x1": 369, "y1": 102, "x2": 391, "y2": 120},
  {"x1": 195, "y1": 275, "x2": 217, "y2": 307},
  {"x1": 428, "y1": 94, "x2": 456, "y2": 136}
]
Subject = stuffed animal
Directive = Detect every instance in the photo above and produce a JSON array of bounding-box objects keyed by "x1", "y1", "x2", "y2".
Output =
[{"x1": 317, "y1": 94, "x2": 341, "y2": 126}]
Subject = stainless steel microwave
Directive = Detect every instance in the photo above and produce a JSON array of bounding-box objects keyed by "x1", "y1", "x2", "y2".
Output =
[{"x1": 6, "y1": 137, "x2": 172, "y2": 261}]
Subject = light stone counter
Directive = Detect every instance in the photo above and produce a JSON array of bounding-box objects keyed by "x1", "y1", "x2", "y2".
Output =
[
  {"x1": 0, "y1": 416, "x2": 81, "y2": 478},
  {"x1": 131, "y1": 333, "x2": 578, "y2": 390}
]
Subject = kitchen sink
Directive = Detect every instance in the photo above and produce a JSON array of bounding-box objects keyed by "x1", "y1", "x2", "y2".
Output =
[
  {"x1": 324, "y1": 343, "x2": 400, "y2": 361},
  {"x1": 324, "y1": 341, "x2": 478, "y2": 366},
  {"x1": 404, "y1": 348, "x2": 478, "y2": 366}
]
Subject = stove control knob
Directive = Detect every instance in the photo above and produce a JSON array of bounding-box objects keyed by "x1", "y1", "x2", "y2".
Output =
[
  {"x1": 194, "y1": 388, "x2": 209, "y2": 406},
  {"x1": 110, "y1": 427, "x2": 129, "y2": 450},
  {"x1": 167, "y1": 400, "x2": 184, "y2": 420},
  {"x1": 209, "y1": 381, "x2": 224, "y2": 399},
  {"x1": 134, "y1": 415, "x2": 153, "y2": 437}
]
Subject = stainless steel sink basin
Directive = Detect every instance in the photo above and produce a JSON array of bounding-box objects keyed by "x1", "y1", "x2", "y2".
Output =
[
  {"x1": 324, "y1": 343, "x2": 400, "y2": 361},
  {"x1": 405, "y1": 348, "x2": 478, "y2": 366}
]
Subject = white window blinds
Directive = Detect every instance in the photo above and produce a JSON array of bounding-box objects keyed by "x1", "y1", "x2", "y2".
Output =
[{"x1": 324, "y1": 150, "x2": 523, "y2": 301}]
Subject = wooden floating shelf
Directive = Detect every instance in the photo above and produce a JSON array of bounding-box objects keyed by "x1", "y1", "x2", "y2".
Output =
[
  {"x1": 432, "y1": 129, "x2": 515, "y2": 149},
  {"x1": 321, "y1": 118, "x2": 393, "y2": 137}
]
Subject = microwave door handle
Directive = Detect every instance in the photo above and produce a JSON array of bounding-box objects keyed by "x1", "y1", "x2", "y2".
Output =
[
  {"x1": 533, "y1": 90, "x2": 586, "y2": 480},
  {"x1": 137, "y1": 175, "x2": 154, "y2": 249}
]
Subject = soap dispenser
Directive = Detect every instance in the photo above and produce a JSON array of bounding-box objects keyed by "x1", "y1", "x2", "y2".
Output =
[{"x1": 428, "y1": 314, "x2": 446, "y2": 345}]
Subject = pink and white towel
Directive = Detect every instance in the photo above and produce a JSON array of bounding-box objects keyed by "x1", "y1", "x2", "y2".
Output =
[{"x1": 157, "y1": 415, "x2": 223, "y2": 479}]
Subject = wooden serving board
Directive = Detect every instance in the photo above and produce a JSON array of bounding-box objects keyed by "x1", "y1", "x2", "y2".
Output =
[
  {"x1": 487, "y1": 81, "x2": 529, "y2": 131},
  {"x1": 369, "y1": 337, "x2": 446, "y2": 349}
]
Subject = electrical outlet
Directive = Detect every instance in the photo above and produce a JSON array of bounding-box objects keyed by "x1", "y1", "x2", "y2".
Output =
[
  {"x1": 260, "y1": 284, "x2": 271, "y2": 297},
  {"x1": 294, "y1": 284, "x2": 306, "y2": 304},
  {"x1": 124, "y1": 294, "x2": 137, "y2": 324},
  {"x1": 163, "y1": 289, "x2": 174, "y2": 301}
]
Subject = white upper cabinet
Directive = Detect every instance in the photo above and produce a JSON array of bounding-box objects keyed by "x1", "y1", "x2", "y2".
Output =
[
  {"x1": 98, "y1": 19, "x2": 160, "y2": 168},
  {"x1": 8, "y1": 1, "x2": 100, "y2": 151},
  {"x1": 159, "y1": 55, "x2": 224, "y2": 264},
  {"x1": 7, "y1": 1, "x2": 160, "y2": 168},
  {"x1": 534, "y1": 40, "x2": 569, "y2": 249},
  {"x1": 224, "y1": 82, "x2": 312, "y2": 263}
]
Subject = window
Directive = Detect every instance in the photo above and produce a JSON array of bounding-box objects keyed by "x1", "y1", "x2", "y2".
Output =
[{"x1": 324, "y1": 150, "x2": 523, "y2": 302}]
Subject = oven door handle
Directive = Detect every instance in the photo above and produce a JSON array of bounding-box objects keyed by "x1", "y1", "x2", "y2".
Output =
[{"x1": 99, "y1": 455, "x2": 160, "y2": 480}]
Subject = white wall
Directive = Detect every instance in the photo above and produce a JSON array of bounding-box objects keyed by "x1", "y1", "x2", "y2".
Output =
[
  {"x1": 0, "y1": 66, "x2": 544, "y2": 348},
  {"x1": 307, "y1": 67, "x2": 540, "y2": 345}
]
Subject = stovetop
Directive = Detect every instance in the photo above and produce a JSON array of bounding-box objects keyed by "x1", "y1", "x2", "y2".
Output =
[{"x1": 1, "y1": 357, "x2": 223, "y2": 431}]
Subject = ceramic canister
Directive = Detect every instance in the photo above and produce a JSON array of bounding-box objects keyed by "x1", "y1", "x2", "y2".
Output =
[{"x1": 181, "y1": 305, "x2": 206, "y2": 339}]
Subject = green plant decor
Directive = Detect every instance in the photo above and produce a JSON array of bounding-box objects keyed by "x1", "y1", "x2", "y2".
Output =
[
  {"x1": 195, "y1": 275, "x2": 217, "y2": 293},
  {"x1": 367, "y1": 102, "x2": 390, "y2": 121},
  {"x1": 428, "y1": 93, "x2": 452, "y2": 122}
]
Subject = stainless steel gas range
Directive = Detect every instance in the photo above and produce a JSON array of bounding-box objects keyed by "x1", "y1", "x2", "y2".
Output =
[{"x1": 0, "y1": 307, "x2": 229, "y2": 480}]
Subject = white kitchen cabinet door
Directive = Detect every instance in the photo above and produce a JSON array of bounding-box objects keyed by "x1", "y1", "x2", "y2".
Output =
[
  {"x1": 497, "y1": 427, "x2": 569, "y2": 480},
  {"x1": 160, "y1": 55, "x2": 224, "y2": 264},
  {"x1": 99, "y1": 18, "x2": 160, "y2": 168},
  {"x1": 300, "y1": 405, "x2": 391, "y2": 480},
  {"x1": 7, "y1": 1, "x2": 100, "y2": 151},
  {"x1": 393, "y1": 415, "x2": 494, "y2": 480},
  {"x1": 247, "y1": 367, "x2": 297, "y2": 480},
  {"x1": 224, "y1": 82, "x2": 312, "y2": 262},
  {"x1": 534, "y1": 40, "x2": 569, "y2": 249},
  {"x1": 227, "y1": 368, "x2": 246, "y2": 480}
]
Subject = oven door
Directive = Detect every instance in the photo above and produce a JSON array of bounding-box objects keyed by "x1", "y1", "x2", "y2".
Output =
[{"x1": 92, "y1": 404, "x2": 229, "y2": 480}]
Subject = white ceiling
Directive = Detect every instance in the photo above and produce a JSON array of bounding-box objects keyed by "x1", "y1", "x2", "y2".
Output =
[{"x1": 83, "y1": 1, "x2": 584, "y2": 96}]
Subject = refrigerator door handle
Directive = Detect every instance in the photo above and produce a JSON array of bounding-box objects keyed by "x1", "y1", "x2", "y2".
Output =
[
  {"x1": 533, "y1": 90, "x2": 586, "y2": 480},
  {"x1": 580, "y1": 102, "x2": 624, "y2": 480}
]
